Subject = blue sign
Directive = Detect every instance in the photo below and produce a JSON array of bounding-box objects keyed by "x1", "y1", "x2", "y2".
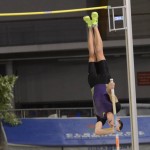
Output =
[{"x1": 2, "y1": 116, "x2": 150, "y2": 146}]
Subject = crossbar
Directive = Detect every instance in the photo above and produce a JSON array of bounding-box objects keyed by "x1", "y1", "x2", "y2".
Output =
[{"x1": 0, "y1": 6, "x2": 107, "y2": 17}]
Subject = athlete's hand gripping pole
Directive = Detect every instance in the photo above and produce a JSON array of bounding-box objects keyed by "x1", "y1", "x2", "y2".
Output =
[{"x1": 110, "y1": 78, "x2": 120, "y2": 150}]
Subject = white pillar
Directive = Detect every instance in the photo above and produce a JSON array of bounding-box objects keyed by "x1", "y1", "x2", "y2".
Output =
[
  {"x1": 124, "y1": 0, "x2": 139, "y2": 149},
  {"x1": 6, "y1": 61, "x2": 15, "y2": 108},
  {"x1": 6, "y1": 61, "x2": 13, "y2": 75}
]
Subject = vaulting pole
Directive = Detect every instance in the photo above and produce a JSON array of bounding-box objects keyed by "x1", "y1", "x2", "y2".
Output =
[{"x1": 110, "y1": 79, "x2": 120, "y2": 150}]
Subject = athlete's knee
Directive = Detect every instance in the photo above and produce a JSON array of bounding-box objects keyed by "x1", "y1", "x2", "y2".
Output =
[
  {"x1": 95, "y1": 47, "x2": 103, "y2": 54},
  {"x1": 95, "y1": 48, "x2": 104, "y2": 57},
  {"x1": 94, "y1": 49, "x2": 105, "y2": 60},
  {"x1": 89, "y1": 54, "x2": 96, "y2": 62}
]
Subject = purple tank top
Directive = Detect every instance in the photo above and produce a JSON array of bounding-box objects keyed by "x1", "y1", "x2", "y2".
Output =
[{"x1": 91, "y1": 84, "x2": 113, "y2": 118}]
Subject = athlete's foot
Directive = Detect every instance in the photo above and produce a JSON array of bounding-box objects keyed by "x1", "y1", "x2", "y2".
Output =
[
  {"x1": 91, "y1": 12, "x2": 99, "y2": 27},
  {"x1": 83, "y1": 16, "x2": 92, "y2": 28}
]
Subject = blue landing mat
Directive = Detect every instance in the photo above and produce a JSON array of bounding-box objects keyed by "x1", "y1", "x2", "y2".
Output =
[{"x1": 2, "y1": 116, "x2": 150, "y2": 146}]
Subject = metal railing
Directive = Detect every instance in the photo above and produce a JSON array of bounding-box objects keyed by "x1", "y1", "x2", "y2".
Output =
[{"x1": 0, "y1": 103, "x2": 150, "y2": 118}]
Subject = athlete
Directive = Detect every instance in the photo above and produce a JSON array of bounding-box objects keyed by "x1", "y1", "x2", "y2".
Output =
[{"x1": 83, "y1": 12, "x2": 123, "y2": 135}]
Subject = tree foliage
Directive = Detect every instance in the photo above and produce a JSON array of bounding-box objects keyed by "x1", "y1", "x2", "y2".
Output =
[{"x1": 0, "y1": 75, "x2": 21, "y2": 126}]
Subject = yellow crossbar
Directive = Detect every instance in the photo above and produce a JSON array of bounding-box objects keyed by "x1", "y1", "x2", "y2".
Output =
[{"x1": 0, "y1": 6, "x2": 108, "y2": 17}]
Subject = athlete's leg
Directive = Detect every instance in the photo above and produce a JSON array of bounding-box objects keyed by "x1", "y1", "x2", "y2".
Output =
[
  {"x1": 93, "y1": 26, "x2": 105, "y2": 61},
  {"x1": 91, "y1": 12, "x2": 105, "y2": 61},
  {"x1": 83, "y1": 16, "x2": 96, "y2": 62},
  {"x1": 83, "y1": 15, "x2": 97, "y2": 88},
  {"x1": 91, "y1": 12, "x2": 111, "y2": 82},
  {"x1": 88, "y1": 27, "x2": 97, "y2": 62}
]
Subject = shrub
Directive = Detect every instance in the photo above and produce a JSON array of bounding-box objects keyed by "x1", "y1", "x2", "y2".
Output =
[{"x1": 0, "y1": 75, "x2": 21, "y2": 126}]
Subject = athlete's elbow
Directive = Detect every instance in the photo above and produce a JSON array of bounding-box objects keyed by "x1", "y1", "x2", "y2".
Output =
[
  {"x1": 95, "y1": 128, "x2": 102, "y2": 135},
  {"x1": 95, "y1": 129, "x2": 98, "y2": 135}
]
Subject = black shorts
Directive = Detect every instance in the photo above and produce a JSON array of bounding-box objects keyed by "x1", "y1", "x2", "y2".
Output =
[{"x1": 88, "y1": 60, "x2": 111, "y2": 88}]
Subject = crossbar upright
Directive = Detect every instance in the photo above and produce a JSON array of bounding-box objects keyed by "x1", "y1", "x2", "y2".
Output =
[
  {"x1": 108, "y1": 1, "x2": 140, "y2": 149},
  {"x1": 108, "y1": 6, "x2": 126, "y2": 32}
]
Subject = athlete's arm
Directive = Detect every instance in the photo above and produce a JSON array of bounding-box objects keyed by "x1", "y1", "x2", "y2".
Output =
[
  {"x1": 106, "y1": 82, "x2": 118, "y2": 103},
  {"x1": 95, "y1": 121, "x2": 114, "y2": 135}
]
